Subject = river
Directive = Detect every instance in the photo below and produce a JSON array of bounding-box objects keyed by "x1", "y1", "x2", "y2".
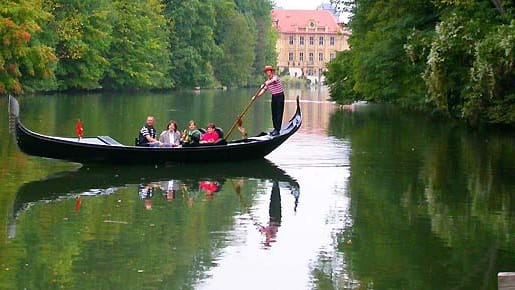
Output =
[{"x1": 0, "y1": 87, "x2": 513, "y2": 289}]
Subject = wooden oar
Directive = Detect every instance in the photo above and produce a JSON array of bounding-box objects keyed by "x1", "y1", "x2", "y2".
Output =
[{"x1": 225, "y1": 84, "x2": 265, "y2": 140}]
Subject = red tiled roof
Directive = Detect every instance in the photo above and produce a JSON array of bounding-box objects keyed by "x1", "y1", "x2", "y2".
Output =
[{"x1": 272, "y1": 9, "x2": 342, "y2": 34}]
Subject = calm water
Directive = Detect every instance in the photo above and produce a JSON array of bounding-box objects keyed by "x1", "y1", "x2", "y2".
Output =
[{"x1": 0, "y1": 88, "x2": 513, "y2": 290}]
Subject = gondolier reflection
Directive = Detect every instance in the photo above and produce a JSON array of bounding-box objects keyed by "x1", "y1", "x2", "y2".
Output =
[
  {"x1": 138, "y1": 116, "x2": 161, "y2": 147},
  {"x1": 254, "y1": 65, "x2": 285, "y2": 136},
  {"x1": 259, "y1": 181, "x2": 282, "y2": 247}
]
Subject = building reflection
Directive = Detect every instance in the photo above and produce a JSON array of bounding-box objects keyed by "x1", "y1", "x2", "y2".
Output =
[{"x1": 284, "y1": 87, "x2": 337, "y2": 134}]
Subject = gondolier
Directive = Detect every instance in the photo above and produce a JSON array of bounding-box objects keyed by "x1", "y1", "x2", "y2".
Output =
[{"x1": 255, "y1": 65, "x2": 285, "y2": 136}]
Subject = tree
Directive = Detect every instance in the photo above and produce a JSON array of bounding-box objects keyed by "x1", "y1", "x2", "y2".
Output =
[
  {"x1": 0, "y1": 0, "x2": 56, "y2": 94},
  {"x1": 464, "y1": 20, "x2": 515, "y2": 124},
  {"x1": 164, "y1": 0, "x2": 221, "y2": 88},
  {"x1": 102, "y1": 0, "x2": 171, "y2": 90},
  {"x1": 213, "y1": 0, "x2": 256, "y2": 87},
  {"x1": 327, "y1": 0, "x2": 515, "y2": 125},
  {"x1": 39, "y1": 0, "x2": 114, "y2": 90},
  {"x1": 327, "y1": 0, "x2": 438, "y2": 105},
  {"x1": 324, "y1": 50, "x2": 360, "y2": 104},
  {"x1": 234, "y1": 0, "x2": 276, "y2": 82}
]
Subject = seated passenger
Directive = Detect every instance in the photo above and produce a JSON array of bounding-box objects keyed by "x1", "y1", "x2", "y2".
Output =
[
  {"x1": 200, "y1": 123, "x2": 220, "y2": 144},
  {"x1": 138, "y1": 116, "x2": 160, "y2": 147},
  {"x1": 181, "y1": 120, "x2": 201, "y2": 145},
  {"x1": 159, "y1": 120, "x2": 181, "y2": 147}
]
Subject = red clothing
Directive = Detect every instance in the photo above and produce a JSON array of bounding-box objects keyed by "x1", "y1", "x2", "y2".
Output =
[
  {"x1": 200, "y1": 181, "x2": 219, "y2": 193},
  {"x1": 201, "y1": 131, "x2": 219, "y2": 143}
]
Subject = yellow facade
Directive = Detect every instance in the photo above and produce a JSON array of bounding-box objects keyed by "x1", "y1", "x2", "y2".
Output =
[{"x1": 273, "y1": 11, "x2": 350, "y2": 83}]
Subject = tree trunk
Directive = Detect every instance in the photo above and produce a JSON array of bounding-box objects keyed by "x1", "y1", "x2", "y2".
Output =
[{"x1": 490, "y1": 0, "x2": 505, "y2": 14}]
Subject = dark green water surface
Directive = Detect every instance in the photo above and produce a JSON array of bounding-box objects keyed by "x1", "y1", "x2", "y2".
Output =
[{"x1": 0, "y1": 88, "x2": 513, "y2": 289}]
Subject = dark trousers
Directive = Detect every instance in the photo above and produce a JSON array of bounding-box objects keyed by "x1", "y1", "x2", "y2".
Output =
[{"x1": 271, "y1": 93, "x2": 284, "y2": 132}]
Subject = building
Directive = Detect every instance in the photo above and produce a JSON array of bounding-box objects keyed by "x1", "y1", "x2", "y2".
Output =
[{"x1": 271, "y1": 9, "x2": 350, "y2": 84}]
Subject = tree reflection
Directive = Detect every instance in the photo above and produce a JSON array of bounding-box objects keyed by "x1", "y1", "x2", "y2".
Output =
[{"x1": 314, "y1": 108, "x2": 515, "y2": 289}]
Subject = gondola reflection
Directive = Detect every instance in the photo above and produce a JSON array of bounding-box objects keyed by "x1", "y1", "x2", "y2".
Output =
[{"x1": 8, "y1": 160, "x2": 300, "y2": 239}]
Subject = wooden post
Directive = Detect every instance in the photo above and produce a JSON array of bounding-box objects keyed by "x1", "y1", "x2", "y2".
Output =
[{"x1": 499, "y1": 272, "x2": 515, "y2": 290}]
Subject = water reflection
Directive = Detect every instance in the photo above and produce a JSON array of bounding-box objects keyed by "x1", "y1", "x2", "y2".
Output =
[
  {"x1": 323, "y1": 106, "x2": 515, "y2": 290},
  {"x1": 9, "y1": 159, "x2": 299, "y2": 233},
  {"x1": 5, "y1": 88, "x2": 513, "y2": 289},
  {"x1": 5, "y1": 161, "x2": 302, "y2": 288}
]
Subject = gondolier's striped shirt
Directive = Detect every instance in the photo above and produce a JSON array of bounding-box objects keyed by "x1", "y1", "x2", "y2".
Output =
[{"x1": 265, "y1": 75, "x2": 284, "y2": 96}]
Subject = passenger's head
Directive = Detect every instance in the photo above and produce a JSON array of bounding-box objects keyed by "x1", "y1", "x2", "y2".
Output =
[
  {"x1": 144, "y1": 199, "x2": 152, "y2": 210},
  {"x1": 166, "y1": 190, "x2": 176, "y2": 201},
  {"x1": 188, "y1": 120, "x2": 196, "y2": 130},
  {"x1": 146, "y1": 116, "x2": 155, "y2": 126},
  {"x1": 206, "y1": 123, "x2": 216, "y2": 132},
  {"x1": 167, "y1": 120, "x2": 178, "y2": 131}
]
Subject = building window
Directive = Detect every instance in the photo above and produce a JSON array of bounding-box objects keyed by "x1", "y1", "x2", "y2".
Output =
[
  {"x1": 330, "y1": 52, "x2": 335, "y2": 60},
  {"x1": 299, "y1": 36, "x2": 304, "y2": 45},
  {"x1": 289, "y1": 35, "x2": 294, "y2": 45},
  {"x1": 319, "y1": 52, "x2": 324, "y2": 61},
  {"x1": 288, "y1": 52, "x2": 294, "y2": 61},
  {"x1": 299, "y1": 52, "x2": 304, "y2": 61},
  {"x1": 330, "y1": 36, "x2": 335, "y2": 46},
  {"x1": 309, "y1": 36, "x2": 314, "y2": 45},
  {"x1": 309, "y1": 52, "x2": 314, "y2": 63},
  {"x1": 319, "y1": 36, "x2": 324, "y2": 45},
  {"x1": 307, "y1": 68, "x2": 313, "y2": 76}
]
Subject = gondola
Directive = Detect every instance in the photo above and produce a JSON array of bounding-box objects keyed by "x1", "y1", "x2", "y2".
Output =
[{"x1": 8, "y1": 95, "x2": 301, "y2": 164}]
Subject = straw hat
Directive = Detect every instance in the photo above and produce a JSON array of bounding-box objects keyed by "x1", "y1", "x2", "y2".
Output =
[{"x1": 263, "y1": 65, "x2": 275, "y2": 72}]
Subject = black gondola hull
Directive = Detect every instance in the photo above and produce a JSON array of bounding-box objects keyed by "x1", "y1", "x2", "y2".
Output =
[{"x1": 10, "y1": 96, "x2": 302, "y2": 164}]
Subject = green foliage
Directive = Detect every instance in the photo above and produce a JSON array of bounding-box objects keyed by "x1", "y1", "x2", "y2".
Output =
[
  {"x1": 0, "y1": 0, "x2": 56, "y2": 94},
  {"x1": 164, "y1": 0, "x2": 220, "y2": 88},
  {"x1": 327, "y1": 0, "x2": 515, "y2": 125},
  {"x1": 326, "y1": 0, "x2": 438, "y2": 105},
  {"x1": 103, "y1": 0, "x2": 171, "y2": 90},
  {"x1": 41, "y1": 0, "x2": 114, "y2": 90},
  {"x1": 2, "y1": 0, "x2": 276, "y2": 93},
  {"x1": 324, "y1": 50, "x2": 360, "y2": 104},
  {"x1": 464, "y1": 20, "x2": 515, "y2": 125},
  {"x1": 234, "y1": 0, "x2": 276, "y2": 82},
  {"x1": 213, "y1": 1, "x2": 256, "y2": 87},
  {"x1": 164, "y1": 0, "x2": 274, "y2": 88},
  {"x1": 424, "y1": 13, "x2": 479, "y2": 117}
]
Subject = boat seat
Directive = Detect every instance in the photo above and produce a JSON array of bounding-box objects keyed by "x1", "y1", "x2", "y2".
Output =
[
  {"x1": 98, "y1": 136, "x2": 122, "y2": 146},
  {"x1": 215, "y1": 128, "x2": 224, "y2": 139}
]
